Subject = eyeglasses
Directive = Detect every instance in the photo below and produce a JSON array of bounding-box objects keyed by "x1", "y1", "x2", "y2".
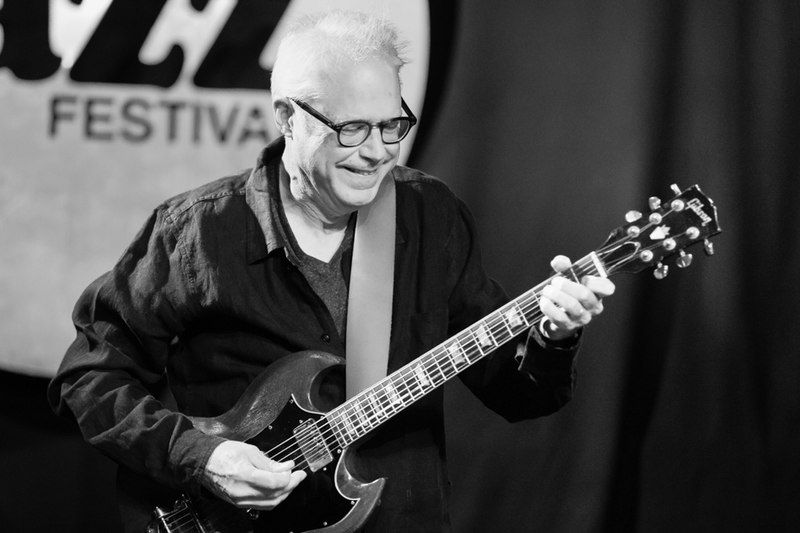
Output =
[{"x1": 289, "y1": 97, "x2": 417, "y2": 147}]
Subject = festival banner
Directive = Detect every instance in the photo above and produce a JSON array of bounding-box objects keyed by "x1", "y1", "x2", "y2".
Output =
[{"x1": 0, "y1": 0, "x2": 430, "y2": 375}]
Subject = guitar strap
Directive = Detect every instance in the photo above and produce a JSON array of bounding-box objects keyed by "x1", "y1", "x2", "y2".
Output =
[{"x1": 345, "y1": 172, "x2": 396, "y2": 399}]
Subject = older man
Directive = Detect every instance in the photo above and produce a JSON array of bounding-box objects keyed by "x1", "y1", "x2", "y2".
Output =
[{"x1": 49, "y1": 10, "x2": 614, "y2": 533}]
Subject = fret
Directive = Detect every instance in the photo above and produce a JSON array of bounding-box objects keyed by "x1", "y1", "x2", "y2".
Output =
[
  {"x1": 438, "y1": 347, "x2": 457, "y2": 376},
  {"x1": 439, "y1": 347, "x2": 454, "y2": 373},
  {"x1": 365, "y1": 390, "x2": 383, "y2": 424},
  {"x1": 438, "y1": 349, "x2": 460, "y2": 378},
  {"x1": 318, "y1": 417, "x2": 339, "y2": 452},
  {"x1": 456, "y1": 331, "x2": 477, "y2": 359},
  {"x1": 446, "y1": 340, "x2": 469, "y2": 369},
  {"x1": 370, "y1": 388, "x2": 388, "y2": 420},
  {"x1": 352, "y1": 401, "x2": 369, "y2": 428},
  {"x1": 473, "y1": 322, "x2": 496, "y2": 355},
  {"x1": 504, "y1": 303, "x2": 528, "y2": 330},
  {"x1": 341, "y1": 410, "x2": 358, "y2": 444},
  {"x1": 565, "y1": 266, "x2": 581, "y2": 283},
  {"x1": 494, "y1": 311, "x2": 513, "y2": 338},
  {"x1": 385, "y1": 381, "x2": 403, "y2": 408},
  {"x1": 413, "y1": 362, "x2": 432, "y2": 390},
  {"x1": 376, "y1": 386, "x2": 398, "y2": 417},
  {"x1": 342, "y1": 410, "x2": 357, "y2": 442},
  {"x1": 331, "y1": 406, "x2": 365, "y2": 448},
  {"x1": 486, "y1": 315, "x2": 509, "y2": 343},
  {"x1": 518, "y1": 291, "x2": 540, "y2": 324},
  {"x1": 429, "y1": 353, "x2": 449, "y2": 382},
  {"x1": 401, "y1": 367, "x2": 422, "y2": 401},
  {"x1": 326, "y1": 413, "x2": 346, "y2": 448}
]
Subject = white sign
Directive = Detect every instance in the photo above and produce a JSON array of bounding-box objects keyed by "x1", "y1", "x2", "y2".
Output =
[{"x1": 0, "y1": 0, "x2": 430, "y2": 375}]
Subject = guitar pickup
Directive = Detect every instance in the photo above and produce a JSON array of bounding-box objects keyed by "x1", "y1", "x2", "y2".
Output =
[{"x1": 293, "y1": 419, "x2": 334, "y2": 472}]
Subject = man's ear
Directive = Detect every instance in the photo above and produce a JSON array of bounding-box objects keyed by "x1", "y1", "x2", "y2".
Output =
[{"x1": 273, "y1": 99, "x2": 294, "y2": 138}]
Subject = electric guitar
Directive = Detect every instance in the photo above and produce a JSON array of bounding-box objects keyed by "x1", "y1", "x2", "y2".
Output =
[{"x1": 121, "y1": 184, "x2": 721, "y2": 533}]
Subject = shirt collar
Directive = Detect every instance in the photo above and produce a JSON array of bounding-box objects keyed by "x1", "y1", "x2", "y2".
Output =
[
  {"x1": 245, "y1": 137, "x2": 287, "y2": 263},
  {"x1": 244, "y1": 136, "x2": 406, "y2": 263}
]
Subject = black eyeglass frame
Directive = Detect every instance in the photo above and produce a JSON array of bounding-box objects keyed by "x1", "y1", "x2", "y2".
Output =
[{"x1": 289, "y1": 97, "x2": 418, "y2": 147}]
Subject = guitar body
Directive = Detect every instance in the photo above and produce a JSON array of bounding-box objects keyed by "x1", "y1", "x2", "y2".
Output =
[{"x1": 118, "y1": 350, "x2": 385, "y2": 533}]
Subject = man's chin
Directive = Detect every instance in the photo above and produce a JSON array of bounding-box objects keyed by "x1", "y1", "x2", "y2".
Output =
[{"x1": 338, "y1": 179, "x2": 387, "y2": 209}]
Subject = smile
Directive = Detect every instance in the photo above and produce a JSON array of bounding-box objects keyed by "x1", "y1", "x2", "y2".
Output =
[{"x1": 345, "y1": 167, "x2": 378, "y2": 176}]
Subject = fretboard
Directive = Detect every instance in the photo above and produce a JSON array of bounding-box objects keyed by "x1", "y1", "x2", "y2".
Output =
[{"x1": 322, "y1": 251, "x2": 606, "y2": 450}]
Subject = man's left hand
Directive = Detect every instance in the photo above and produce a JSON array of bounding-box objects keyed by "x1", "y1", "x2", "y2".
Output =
[{"x1": 539, "y1": 255, "x2": 616, "y2": 341}]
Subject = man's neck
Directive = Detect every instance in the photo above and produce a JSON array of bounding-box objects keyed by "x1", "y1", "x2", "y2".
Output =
[{"x1": 279, "y1": 170, "x2": 351, "y2": 262}]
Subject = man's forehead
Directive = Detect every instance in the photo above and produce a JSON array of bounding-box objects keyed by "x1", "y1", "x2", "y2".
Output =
[{"x1": 315, "y1": 63, "x2": 400, "y2": 112}]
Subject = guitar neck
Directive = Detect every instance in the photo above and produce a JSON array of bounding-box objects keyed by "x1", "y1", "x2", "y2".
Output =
[{"x1": 323, "y1": 252, "x2": 606, "y2": 449}]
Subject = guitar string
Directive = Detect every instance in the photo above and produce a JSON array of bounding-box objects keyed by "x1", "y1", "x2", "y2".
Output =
[
  {"x1": 255, "y1": 213, "x2": 684, "y2": 470},
  {"x1": 164, "y1": 214, "x2": 693, "y2": 527},
  {"x1": 262, "y1": 257, "x2": 599, "y2": 470},
  {"x1": 159, "y1": 211, "x2": 688, "y2": 524},
  {"x1": 161, "y1": 238, "x2": 635, "y2": 522},
  {"x1": 159, "y1": 277, "x2": 565, "y2": 527},
  {"x1": 262, "y1": 251, "x2": 624, "y2": 469},
  {"x1": 160, "y1": 279, "x2": 572, "y2": 528}
]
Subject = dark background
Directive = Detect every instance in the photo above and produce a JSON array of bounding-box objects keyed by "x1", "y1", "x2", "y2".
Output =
[{"x1": 2, "y1": 1, "x2": 799, "y2": 531}]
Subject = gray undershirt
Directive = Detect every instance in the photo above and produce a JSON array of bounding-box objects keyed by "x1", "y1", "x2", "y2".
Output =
[{"x1": 284, "y1": 214, "x2": 355, "y2": 338}]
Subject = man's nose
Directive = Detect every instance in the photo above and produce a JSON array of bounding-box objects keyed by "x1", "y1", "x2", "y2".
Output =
[{"x1": 358, "y1": 127, "x2": 390, "y2": 159}]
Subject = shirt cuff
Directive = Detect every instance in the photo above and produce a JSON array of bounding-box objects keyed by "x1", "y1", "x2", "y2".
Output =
[
  {"x1": 168, "y1": 426, "x2": 228, "y2": 495},
  {"x1": 514, "y1": 321, "x2": 581, "y2": 374}
]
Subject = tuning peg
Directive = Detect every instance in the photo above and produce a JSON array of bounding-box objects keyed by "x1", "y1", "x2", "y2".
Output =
[
  {"x1": 703, "y1": 239, "x2": 715, "y2": 256},
  {"x1": 653, "y1": 262, "x2": 669, "y2": 279},
  {"x1": 625, "y1": 210, "x2": 642, "y2": 223},
  {"x1": 670, "y1": 184, "x2": 682, "y2": 195},
  {"x1": 649, "y1": 196, "x2": 662, "y2": 210},
  {"x1": 676, "y1": 251, "x2": 693, "y2": 268}
]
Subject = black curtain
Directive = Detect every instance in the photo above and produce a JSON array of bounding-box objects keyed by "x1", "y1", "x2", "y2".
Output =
[
  {"x1": 2, "y1": 1, "x2": 798, "y2": 532},
  {"x1": 422, "y1": 1, "x2": 799, "y2": 532}
]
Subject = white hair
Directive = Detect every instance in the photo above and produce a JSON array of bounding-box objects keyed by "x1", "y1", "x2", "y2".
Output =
[{"x1": 271, "y1": 10, "x2": 409, "y2": 102}]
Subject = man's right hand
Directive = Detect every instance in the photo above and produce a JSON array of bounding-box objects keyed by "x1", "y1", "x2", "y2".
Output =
[{"x1": 201, "y1": 440, "x2": 307, "y2": 510}]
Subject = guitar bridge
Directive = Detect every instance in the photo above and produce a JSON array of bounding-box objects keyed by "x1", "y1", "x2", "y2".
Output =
[
  {"x1": 149, "y1": 495, "x2": 202, "y2": 533},
  {"x1": 294, "y1": 419, "x2": 334, "y2": 472}
]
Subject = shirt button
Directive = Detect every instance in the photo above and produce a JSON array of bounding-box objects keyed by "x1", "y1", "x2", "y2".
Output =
[{"x1": 320, "y1": 333, "x2": 331, "y2": 343}]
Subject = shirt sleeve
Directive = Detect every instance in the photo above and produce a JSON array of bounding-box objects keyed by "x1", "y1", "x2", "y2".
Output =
[
  {"x1": 444, "y1": 195, "x2": 580, "y2": 422},
  {"x1": 47, "y1": 207, "x2": 225, "y2": 491}
]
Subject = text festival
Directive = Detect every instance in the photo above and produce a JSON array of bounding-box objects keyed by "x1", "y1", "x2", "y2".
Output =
[{"x1": 1, "y1": 0, "x2": 286, "y2": 145}]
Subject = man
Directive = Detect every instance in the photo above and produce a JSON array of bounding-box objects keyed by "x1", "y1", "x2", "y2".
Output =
[{"x1": 49, "y1": 10, "x2": 615, "y2": 533}]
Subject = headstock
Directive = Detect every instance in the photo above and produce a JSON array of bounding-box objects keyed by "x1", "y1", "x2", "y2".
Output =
[{"x1": 598, "y1": 184, "x2": 721, "y2": 278}]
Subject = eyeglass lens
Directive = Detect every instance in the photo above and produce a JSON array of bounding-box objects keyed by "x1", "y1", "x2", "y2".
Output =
[{"x1": 338, "y1": 119, "x2": 412, "y2": 147}]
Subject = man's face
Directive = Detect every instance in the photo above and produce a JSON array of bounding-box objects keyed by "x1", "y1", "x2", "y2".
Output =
[{"x1": 286, "y1": 58, "x2": 402, "y2": 221}]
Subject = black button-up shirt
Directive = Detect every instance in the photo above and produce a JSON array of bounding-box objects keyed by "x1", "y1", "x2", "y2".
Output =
[{"x1": 49, "y1": 139, "x2": 579, "y2": 532}]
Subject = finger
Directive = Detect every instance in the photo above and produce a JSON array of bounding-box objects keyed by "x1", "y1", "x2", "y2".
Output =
[
  {"x1": 541, "y1": 290, "x2": 589, "y2": 328},
  {"x1": 249, "y1": 448, "x2": 294, "y2": 472},
  {"x1": 241, "y1": 471, "x2": 307, "y2": 510},
  {"x1": 550, "y1": 255, "x2": 572, "y2": 273},
  {"x1": 551, "y1": 276, "x2": 610, "y2": 316},
  {"x1": 545, "y1": 278, "x2": 593, "y2": 318},
  {"x1": 251, "y1": 468, "x2": 294, "y2": 491},
  {"x1": 248, "y1": 490, "x2": 293, "y2": 511},
  {"x1": 288, "y1": 470, "x2": 307, "y2": 489},
  {"x1": 581, "y1": 276, "x2": 616, "y2": 298},
  {"x1": 539, "y1": 294, "x2": 571, "y2": 326},
  {"x1": 265, "y1": 459, "x2": 296, "y2": 473}
]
